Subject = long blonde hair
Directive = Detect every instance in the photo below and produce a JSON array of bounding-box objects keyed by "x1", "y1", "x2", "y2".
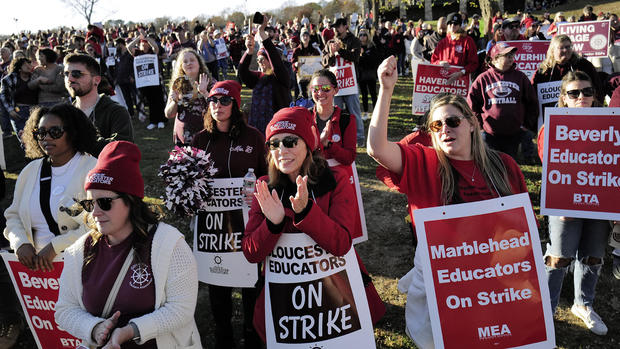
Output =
[
  {"x1": 426, "y1": 95, "x2": 514, "y2": 204},
  {"x1": 168, "y1": 48, "x2": 209, "y2": 90},
  {"x1": 538, "y1": 35, "x2": 575, "y2": 74}
]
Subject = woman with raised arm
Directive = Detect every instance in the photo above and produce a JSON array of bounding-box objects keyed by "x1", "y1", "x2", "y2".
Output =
[{"x1": 367, "y1": 56, "x2": 529, "y2": 348}]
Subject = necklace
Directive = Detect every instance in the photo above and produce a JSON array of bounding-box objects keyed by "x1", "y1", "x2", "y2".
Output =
[{"x1": 470, "y1": 165, "x2": 476, "y2": 182}]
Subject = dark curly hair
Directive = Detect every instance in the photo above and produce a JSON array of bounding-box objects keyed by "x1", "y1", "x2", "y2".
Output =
[
  {"x1": 84, "y1": 193, "x2": 161, "y2": 267},
  {"x1": 22, "y1": 103, "x2": 100, "y2": 159},
  {"x1": 37, "y1": 48, "x2": 58, "y2": 64},
  {"x1": 8, "y1": 57, "x2": 30, "y2": 74}
]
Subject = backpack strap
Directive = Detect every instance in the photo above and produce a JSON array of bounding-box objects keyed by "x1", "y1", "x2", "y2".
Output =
[{"x1": 339, "y1": 109, "x2": 351, "y2": 134}]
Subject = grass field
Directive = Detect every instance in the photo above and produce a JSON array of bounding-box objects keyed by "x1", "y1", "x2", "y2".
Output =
[{"x1": 3, "y1": 72, "x2": 619, "y2": 348}]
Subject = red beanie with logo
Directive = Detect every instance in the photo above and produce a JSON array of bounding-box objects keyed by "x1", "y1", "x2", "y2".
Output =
[
  {"x1": 208, "y1": 80, "x2": 242, "y2": 108},
  {"x1": 84, "y1": 141, "x2": 144, "y2": 198},
  {"x1": 266, "y1": 107, "x2": 320, "y2": 151}
]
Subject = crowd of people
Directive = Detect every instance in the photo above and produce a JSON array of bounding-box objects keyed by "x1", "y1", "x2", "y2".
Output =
[{"x1": 0, "y1": 2, "x2": 619, "y2": 348}]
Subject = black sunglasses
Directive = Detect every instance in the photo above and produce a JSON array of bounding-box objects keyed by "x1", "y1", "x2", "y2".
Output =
[
  {"x1": 78, "y1": 196, "x2": 122, "y2": 212},
  {"x1": 33, "y1": 126, "x2": 65, "y2": 140},
  {"x1": 207, "y1": 96, "x2": 233, "y2": 106},
  {"x1": 266, "y1": 136, "x2": 299, "y2": 150},
  {"x1": 63, "y1": 70, "x2": 90, "y2": 79},
  {"x1": 565, "y1": 87, "x2": 594, "y2": 99},
  {"x1": 428, "y1": 115, "x2": 465, "y2": 133}
]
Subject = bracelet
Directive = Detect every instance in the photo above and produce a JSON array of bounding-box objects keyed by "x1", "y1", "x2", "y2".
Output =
[{"x1": 129, "y1": 322, "x2": 140, "y2": 343}]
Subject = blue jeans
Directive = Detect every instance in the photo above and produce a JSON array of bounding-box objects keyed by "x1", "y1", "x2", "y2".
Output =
[
  {"x1": 334, "y1": 94, "x2": 365, "y2": 142},
  {"x1": 544, "y1": 217, "x2": 609, "y2": 312}
]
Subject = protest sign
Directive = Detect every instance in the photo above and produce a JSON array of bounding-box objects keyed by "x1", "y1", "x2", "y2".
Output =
[
  {"x1": 193, "y1": 178, "x2": 258, "y2": 287},
  {"x1": 557, "y1": 20, "x2": 610, "y2": 58},
  {"x1": 215, "y1": 38, "x2": 229, "y2": 59},
  {"x1": 541, "y1": 108, "x2": 620, "y2": 220},
  {"x1": 326, "y1": 160, "x2": 368, "y2": 244},
  {"x1": 414, "y1": 193, "x2": 554, "y2": 349},
  {"x1": 536, "y1": 81, "x2": 562, "y2": 130},
  {"x1": 1, "y1": 253, "x2": 81, "y2": 349},
  {"x1": 133, "y1": 54, "x2": 160, "y2": 88},
  {"x1": 411, "y1": 62, "x2": 469, "y2": 115},
  {"x1": 297, "y1": 56, "x2": 323, "y2": 80},
  {"x1": 329, "y1": 56, "x2": 359, "y2": 96},
  {"x1": 264, "y1": 233, "x2": 375, "y2": 348},
  {"x1": 501, "y1": 40, "x2": 549, "y2": 79},
  {"x1": 105, "y1": 47, "x2": 116, "y2": 67}
]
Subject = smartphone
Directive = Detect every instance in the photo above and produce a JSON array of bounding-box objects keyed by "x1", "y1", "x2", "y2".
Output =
[{"x1": 253, "y1": 12, "x2": 264, "y2": 25}]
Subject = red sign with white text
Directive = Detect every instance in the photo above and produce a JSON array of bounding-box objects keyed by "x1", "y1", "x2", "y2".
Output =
[
  {"x1": 411, "y1": 62, "x2": 470, "y2": 115},
  {"x1": 500, "y1": 40, "x2": 550, "y2": 79},
  {"x1": 557, "y1": 20, "x2": 610, "y2": 58},
  {"x1": 1, "y1": 254, "x2": 81, "y2": 349},
  {"x1": 415, "y1": 194, "x2": 554, "y2": 349},
  {"x1": 541, "y1": 108, "x2": 620, "y2": 220}
]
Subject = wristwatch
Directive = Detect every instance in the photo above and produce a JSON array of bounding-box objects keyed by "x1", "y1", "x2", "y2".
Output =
[{"x1": 129, "y1": 322, "x2": 141, "y2": 343}]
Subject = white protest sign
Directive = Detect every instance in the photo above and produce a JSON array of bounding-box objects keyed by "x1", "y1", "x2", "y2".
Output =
[
  {"x1": 297, "y1": 56, "x2": 323, "y2": 80},
  {"x1": 536, "y1": 81, "x2": 562, "y2": 131},
  {"x1": 414, "y1": 193, "x2": 554, "y2": 349},
  {"x1": 326, "y1": 160, "x2": 368, "y2": 244},
  {"x1": 215, "y1": 38, "x2": 229, "y2": 59},
  {"x1": 330, "y1": 56, "x2": 359, "y2": 96},
  {"x1": 106, "y1": 47, "x2": 116, "y2": 66},
  {"x1": 264, "y1": 233, "x2": 375, "y2": 348},
  {"x1": 133, "y1": 54, "x2": 160, "y2": 88},
  {"x1": 193, "y1": 178, "x2": 258, "y2": 287},
  {"x1": 1, "y1": 253, "x2": 82, "y2": 348}
]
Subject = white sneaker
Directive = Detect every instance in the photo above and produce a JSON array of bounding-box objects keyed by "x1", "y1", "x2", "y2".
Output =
[
  {"x1": 361, "y1": 112, "x2": 370, "y2": 121},
  {"x1": 146, "y1": 123, "x2": 156, "y2": 130},
  {"x1": 157, "y1": 122, "x2": 165, "y2": 129},
  {"x1": 571, "y1": 304, "x2": 608, "y2": 335}
]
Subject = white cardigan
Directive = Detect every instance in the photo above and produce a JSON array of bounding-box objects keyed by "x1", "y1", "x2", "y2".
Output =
[
  {"x1": 55, "y1": 222, "x2": 202, "y2": 348},
  {"x1": 3, "y1": 155, "x2": 97, "y2": 253}
]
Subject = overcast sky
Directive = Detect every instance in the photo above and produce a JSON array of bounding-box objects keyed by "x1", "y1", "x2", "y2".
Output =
[{"x1": 1, "y1": 0, "x2": 307, "y2": 35}]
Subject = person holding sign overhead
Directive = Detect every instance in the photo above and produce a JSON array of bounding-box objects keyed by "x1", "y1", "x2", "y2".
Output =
[
  {"x1": 536, "y1": 71, "x2": 608, "y2": 336},
  {"x1": 55, "y1": 141, "x2": 201, "y2": 348},
  {"x1": 190, "y1": 80, "x2": 266, "y2": 348},
  {"x1": 367, "y1": 56, "x2": 529, "y2": 348},
  {"x1": 242, "y1": 106, "x2": 385, "y2": 344}
]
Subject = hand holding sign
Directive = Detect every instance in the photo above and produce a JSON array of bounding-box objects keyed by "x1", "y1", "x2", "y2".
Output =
[
  {"x1": 289, "y1": 175, "x2": 309, "y2": 214},
  {"x1": 378, "y1": 56, "x2": 398, "y2": 90},
  {"x1": 36, "y1": 243, "x2": 56, "y2": 272},
  {"x1": 446, "y1": 71, "x2": 464, "y2": 86},
  {"x1": 92, "y1": 311, "x2": 120, "y2": 346},
  {"x1": 16, "y1": 243, "x2": 38, "y2": 270},
  {"x1": 254, "y1": 180, "x2": 285, "y2": 225}
]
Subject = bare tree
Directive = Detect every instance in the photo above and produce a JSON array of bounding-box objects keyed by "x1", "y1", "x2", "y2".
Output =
[
  {"x1": 479, "y1": 0, "x2": 500, "y2": 39},
  {"x1": 61, "y1": 0, "x2": 101, "y2": 25},
  {"x1": 425, "y1": 0, "x2": 432, "y2": 21}
]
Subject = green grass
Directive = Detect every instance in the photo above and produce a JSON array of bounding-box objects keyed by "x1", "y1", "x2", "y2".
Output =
[{"x1": 2, "y1": 76, "x2": 620, "y2": 348}]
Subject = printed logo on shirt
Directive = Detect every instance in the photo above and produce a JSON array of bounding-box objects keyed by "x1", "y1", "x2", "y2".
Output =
[
  {"x1": 270, "y1": 121, "x2": 296, "y2": 132},
  {"x1": 484, "y1": 81, "x2": 520, "y2": 104},
  {"x1": 129, "y1": 263, "x2": 153, "y2": 289},
  {"x1": 87, "y1": 173, "x2": 113, "y2": 185},
  {"x1": 455, "y1": 45, "x2": 463, "y2": 53}
]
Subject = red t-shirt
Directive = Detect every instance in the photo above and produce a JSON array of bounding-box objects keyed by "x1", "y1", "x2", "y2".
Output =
[{"x1": 387, "y1": 143, "x2": 529, "y2": 230}]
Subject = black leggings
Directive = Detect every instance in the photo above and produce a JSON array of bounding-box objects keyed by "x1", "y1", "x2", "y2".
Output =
[
  {"x1": 209, "y1": 284, "x2": 262, "y2": 348},
  {"x1": 139, "y1": 85, "x2": 166, "y2": 124},
  {"x1": 358, "y1": 79, "x2": 377, "y2": 112}
]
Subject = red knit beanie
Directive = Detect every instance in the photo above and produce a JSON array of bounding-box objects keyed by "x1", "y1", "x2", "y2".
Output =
[
  {"x1": 208, "y1": 80, "x2": 242, "y2": 108},
  {"x1": 84, "y1": 141, "x2": 144, "y2": 198},
  {"x1": 266, "y1": 107, "x2": 319, "y2": 151}
]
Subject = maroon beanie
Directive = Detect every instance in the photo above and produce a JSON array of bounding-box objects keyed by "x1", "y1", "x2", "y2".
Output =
[
  {"x1": 266, "y1": 107, "x2": 319, "y2": 151},
  {"x1": 84, "y1": 141, "x2": 144, "y2": 198},
  {"x1": 208, "y1": 80, "x2": 242, "y2": 107}
]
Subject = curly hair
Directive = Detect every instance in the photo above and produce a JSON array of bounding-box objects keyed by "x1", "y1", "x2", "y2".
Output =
[
  {"x1": 8, "y1": 57, "x2": 30, "y2": 74},
  {"x1": 84, "y1": 193, "x2": 161, "y2": 267},
  {"x1": 169, "y1": 48, "x2": 210, "y2": 91},
  {"x1": 22, "y1": 103, "x2": 100, "y2": 159}
]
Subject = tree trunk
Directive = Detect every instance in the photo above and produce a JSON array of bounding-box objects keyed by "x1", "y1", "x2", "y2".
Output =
[
  {"x1": 480, "y1": 0, "x2": 500, "y2": 39},
  {"x1": 399, "y1": 0, "x2": 406, "y2": 19},
  {"x1": 459, "y1": 0, "x2": 468, "y2": 14},
  {"x1": 425, "y1": 0, "x2": 433, "y2": 21}
]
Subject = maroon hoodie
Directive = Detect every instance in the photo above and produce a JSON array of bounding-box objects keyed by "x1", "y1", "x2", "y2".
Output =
[{"x1": 467, "y1": 63, "x2": 539, "y2": 136}]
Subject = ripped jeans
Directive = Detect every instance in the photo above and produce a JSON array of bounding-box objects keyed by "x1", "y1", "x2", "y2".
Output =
[{"x1": 544, "y1": 216, "x2": 609, "y2": 313}]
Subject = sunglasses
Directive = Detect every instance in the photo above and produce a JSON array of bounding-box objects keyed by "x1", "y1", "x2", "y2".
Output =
[
  {"x1": 33, "y1": 126, "x2": 65, "y2": 140},
  {"x1": 63, "y1": 70, "x2": 90, "y2": 79},
  {"x1": 311, "y1": 84, "x2": 333, "y2": 93},
  {"x1": 207, "y1": 96, "x2": 233, "y2": 106},
  {"x1": 565, "y1": 87, "x2": 594, "y2": 99},
  {"x1": 77, "y1": 196, "x2": 122, "y2": 212},
  {"x1": 266, "y1": 136, "x2": 299, "y2": 150},
  {"x1": 428, "y1": 115, "x2": 466, "y2": 133},
  {"x1": 507, "y1": 24, "x2": 520, "y2": 29}
]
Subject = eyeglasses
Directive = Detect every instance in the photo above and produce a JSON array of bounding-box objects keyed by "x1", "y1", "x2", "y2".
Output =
[
  {"x1": 311, "y1": 84, "x2": 333, "y2": 93},
  {"x1": 266, "y1": 136, "x2": 299, "y2": 150},
  {"x1": 565, "y1": 87, "x2": 594, "y2": 99},
  {"x1": 207, "y1": 96, "x2": 233, "y2": 106},
  {"x1": 33, "y1": 126, "x2": 65, "y2": 140},
  {"x1": 428, "y1": 115, "x2": 466, "y2": 133},
  {"x1": 77, "y1": 196, "x2": 122, "y2": 212},
  {"x1": 63, "y1": 70, "x2": 90, "y2": 79}
]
